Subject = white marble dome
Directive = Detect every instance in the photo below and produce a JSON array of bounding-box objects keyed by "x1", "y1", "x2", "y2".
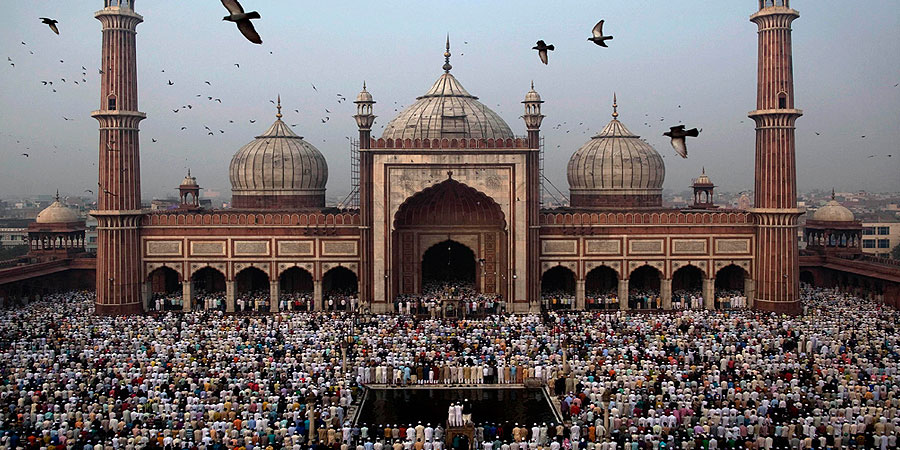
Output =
[
  {"x1": 229, "y1": 105, "x2": 328, "y2": 208},
  {"x1": 813, "y1": 199, "x2": 854, "y2": 222},
  {"x1": 36, "y1": 198, "x2": 80, "y2": 224},
  {"x1": 567, "y1": 103, "x2": 665, "y2": 208},
  {"x1": 380, "y1": 71, "x2": 513, "y2": 142}
]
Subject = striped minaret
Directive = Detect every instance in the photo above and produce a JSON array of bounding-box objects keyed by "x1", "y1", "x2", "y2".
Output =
[
  {"x1": 749, "y1": 0, "x2": 803, "y2": 314},
  {"x1": 91, "y1": 0, "x2": 145, "y2": 315}
]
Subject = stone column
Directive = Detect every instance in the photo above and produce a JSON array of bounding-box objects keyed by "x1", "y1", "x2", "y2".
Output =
[
  {"x1": 703, "y1": 277, "x2": 715, "y2": 310},
  {"x1": 270, "y1": 280, "x2": 280, "y2": 313},
  {"x1": 745, "y1": 277, "x2": 755, "y2": 308},
  {"x1": 226, "y1": 280, "x2": 236, "y2": 313},
  {"x1": 141, "y1": 282, "x2": 151, "y2": 312},
  {"x1": 618, "y1": 279, "x2": 629, "y2": 311},
  {"x1": 314, "y1": 279, "x2": 323, "y2": 311},
  {"x1": 660, "y1": 278, "x2": 673, "y2": 310},
  {"x1": 182, "y1": 281, "x2": 193, "y2": 312},
  {"x1": 575, "y1": 279, "x2": 586, "y2": 311}
]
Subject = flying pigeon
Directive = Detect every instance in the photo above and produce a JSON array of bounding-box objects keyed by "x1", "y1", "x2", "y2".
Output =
[
  {"x1": 221, "y1": 0, "x2": 262, "y2": 44},
  {"x1": 40, "y1": 18, "x2": 59, "y2": 35},
  {"x1": 84, "y1": 189, "x2": 93, "y2": 194},
  {"x1": 103, "y1": 189, "x2": 118, "y2": 197},
  {"x1": 21, "y1": 153, "x2": 29, "y2": 157},
  {"x1": 663, "y1": 125, "x2": 701, "y2": 159},
  {"x1": 532, "y1": 40, "x2": 554, "y2": 65},
  {"x1": 167, "y1": 80, "x2": 174, "y2": 85},
  {"x1": 205, "y1": 81, "x2": 211, "y2": 85},
  {"x1": 588, "y1": 20, "x2": 613, "y2": 47}
]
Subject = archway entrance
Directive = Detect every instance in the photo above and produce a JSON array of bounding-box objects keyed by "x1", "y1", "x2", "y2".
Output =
[
  {"x1": 629, "y1": 265, "x2": 661, "y2": 310},
  {"x1": 148, "y1": 266, "x2": 181, "y2": 311},
  {"x1": 323, "y1": 266, "x2": 358, "y2": 311},
  {"x1": 280, "y1": 267, "x2": 314, "y2": 311},
  {"x1": 716, "y1": 265, "x2": 749, "y2": 309},
  {"x1": 799, "y1": 270, "x2": 815, "y2": 287},
  {"x1": 235, "y1": 267, "x2": 269, "y2": 313},
  {"x1": 192, "y1": 267, "x2": 226, "y2": 311},
  {"x1": 422, "y1": 240, "x2": 476, "y2": 290},
  {"x1": 585, "y1": 266, "x2": 618, "y2": 310},
  {"x1": 672, "y1": 265, "x2": 704, "y2": 309},
  {"x1": 541, "y1": 266, "x2": 575, "y2": 310},
  {"x1": 393, "y1": 179, "x2": 507, "y2": 304}
]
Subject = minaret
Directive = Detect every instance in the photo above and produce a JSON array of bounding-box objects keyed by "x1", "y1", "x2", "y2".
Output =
[
  {"x1": 354, "y1": 82, "x2": 375, "y2": 310},
  {"x1": 522, "y1": 82, "x2": 544, "y2": 311},
  {"x1": 91, "y1": 0, "x2": 146, "y2": 315},
  {"x1": 749, "y1": 0, "x2": 803, "y2": 314}
]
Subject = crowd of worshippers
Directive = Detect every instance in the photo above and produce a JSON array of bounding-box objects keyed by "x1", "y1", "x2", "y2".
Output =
[
  {"x1": 394, "y1": 282, "x2": 503, "y2": 316},
  {"x1": 1, "y1": 287, "x2": 898, "y2": 450}
]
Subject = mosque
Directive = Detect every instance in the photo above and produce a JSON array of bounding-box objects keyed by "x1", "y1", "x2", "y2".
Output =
[{"x1": 12, "y1": 0, "x2": 844, "y2": 315}]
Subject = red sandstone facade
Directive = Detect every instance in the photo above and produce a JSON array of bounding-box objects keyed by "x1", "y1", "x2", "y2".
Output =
[{"x1": 77, "y1": 1, "x2": 880, "y2": 316}]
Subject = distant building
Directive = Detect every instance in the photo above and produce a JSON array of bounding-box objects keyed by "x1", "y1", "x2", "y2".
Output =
[
  {"x1": 0, "y1": 219, "x2": 31, "y2": 249},
  {"x1": 862, "y1": 222, "x2": 900, "y2": 257}
]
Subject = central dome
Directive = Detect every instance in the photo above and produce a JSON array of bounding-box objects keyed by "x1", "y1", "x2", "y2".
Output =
[
  {"x1": 567, "y1": 98, "x2": 665, "y2": 208},
  {"x1": 229, "y1": 101, "x2": 328, "y2": 209},
  {"x1": 381, "y1": 42, "x2": 513, "y2": 141}
]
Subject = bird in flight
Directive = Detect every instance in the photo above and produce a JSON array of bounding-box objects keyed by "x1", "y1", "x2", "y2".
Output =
[
  {"x1": 533, "y1": 40, "x2": 554, "y2": 65},
  {"x1": 103, "y1": 189, "x2": 118, "y2": 197},
  {"x1": 84, "y1": 189, "x2": 94, "y2": 194},
  {"x1": 311, "y1": 84, "x2": 318, "y2": 92},
  {"x1": 205, "y1": 81, "x2": 211, "y2": 85},
  {"x1": 234, "y1": 63, "x2": 240, "y2": 68},
  {"x1": 221, "y1": 0, "x2": 262, "y2": 44},
  {"x1": 21, "y1": 153, "x2": 29, "y2": 157},
  {"x1": 588, "y1": 20, "x2": 613, "y2": 47},
  {"x1": 167, "y1": 80, "x2": 174, "y2": 86},
  {"x1": 152, "y1": 138, "x2": 157, "y2": 142},
  {"x1": 40, "y1": 18, "x2": 60, "y2": 35},
  {"x1": 181, "y1": 127, "x2": 187, "y2": 130},
  {"x1": 249, "y1": 119, "x2": 256, "y2": 123},
  {"x1": 663, "y1": 125, "x2": 701, "y2": 159}
]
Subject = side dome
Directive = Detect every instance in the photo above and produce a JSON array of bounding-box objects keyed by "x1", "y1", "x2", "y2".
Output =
[
  {"x1": 812, "y1": 199, "x2": 854, "y2": 222},
  {"x1": 380, "y1": 40, "x2": 513, "y2": 142},
  {"x1": 229, "y1": 100, "x2": 328, "y2": 209},
  {"x1": 567, "y1": 98, "x2": 665, "y2": 208},
  {"x1": 36, "y1": 196, "x2": 80, "y2": 223}
]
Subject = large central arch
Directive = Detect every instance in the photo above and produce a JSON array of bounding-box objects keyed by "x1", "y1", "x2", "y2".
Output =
[{"x1": 392, "y1": 178, "x2": 507, "y2": 300}]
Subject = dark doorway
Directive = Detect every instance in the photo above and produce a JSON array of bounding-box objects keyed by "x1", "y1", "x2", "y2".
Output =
[
  {"x1": 235, "y1": 267, "x2": 269, "y2": 312},
  {"x1": 280, "y1": 267, "x2": 314, "y2": 311},
  {"x1": 422, "y1": 240, "x2": 476, "y2": 288},
  {"x1": 148, "y1": 267, "x2": 180, "y2": 311},
  {"x1": 541, "y1": 266, "x2": 575, "y2": 310},
  {"x1": 192, "y1": 267, "x2": 226, "y2": 311},
  {"x1": 629, "y1": 265, "x2": 661, "y2": 309},
  {"x1": 585, "y1": 265, "x2": 618, "y2": 310},
  {"x1": 672, "y1": 265, "x2": 704, "y2": 292},
  {"x1": 323, "y1": 266, "x2": 358, "y2": 311}
]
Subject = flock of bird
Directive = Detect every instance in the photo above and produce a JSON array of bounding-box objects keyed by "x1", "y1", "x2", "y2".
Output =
[{"x1": 5, "y1": 0, "x2": 896, "y2": 196}]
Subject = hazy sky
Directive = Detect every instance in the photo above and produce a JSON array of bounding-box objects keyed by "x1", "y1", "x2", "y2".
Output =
[{"x1": 1, "y1": 1, "x2": 898, "y2": 201}]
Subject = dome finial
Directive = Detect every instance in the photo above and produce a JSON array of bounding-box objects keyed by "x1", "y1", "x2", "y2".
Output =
[
  {"x1": 531, "y1": 80, "x2": 534, "y2": 90},
  {"x1": 831, "y1": 187, "x2": 835, "y2": 200},
  {"x1": 276, "y1": 94, "x2": 283, "y2": 119},
  {"x1": 442, "y1": 34, "x2": 452, "y2": 73},
  {"x1": 55, "y1": 189, "x2": 60, "y2": 202},
  {"x1": 187, "y1": 168, "x2": 191, "y2": 177},
  {"x1": 362, "y1": 80, "x2": 367, "y2": 91},
  {"x1": 702, "y1": 166, "x2": 705, "y2": 175},
  {"x1": 612, "y1": 93, "x2": 619, "y2": 119}
]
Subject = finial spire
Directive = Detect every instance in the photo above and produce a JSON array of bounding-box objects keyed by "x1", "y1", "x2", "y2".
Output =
[
  {"x1": 442, "y1": 34, "x2": 452, "y2": 73},
  {"x1": 612, "y1": 93, "x2": 619, "y2": 119},
  {"x1": 831, "y1": 188, "x2": 835, "y2": 200},
  {"x1": 187, "y1": 168, "x2": 191, "y2": 177},
  {"x1": 702, "y1": 166, "x2": 706, "y2": 175},
  {"x1": 276, "y1": 94, "x2": 282, "y2": 119},
  {"x1": 362, "y1": 80, "x2": 367, "y2": 91},
  {"x1": 55, "y1": 189, "x2": 60, "y2": 202}
]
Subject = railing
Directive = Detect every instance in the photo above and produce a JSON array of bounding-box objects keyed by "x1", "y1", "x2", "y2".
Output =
[
  {"x1": 0, "y1": 259, "x2": 70, "y2": 281},
  {"x1": 834, "y1": 253, "x2": 900, "y2": 268}
]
